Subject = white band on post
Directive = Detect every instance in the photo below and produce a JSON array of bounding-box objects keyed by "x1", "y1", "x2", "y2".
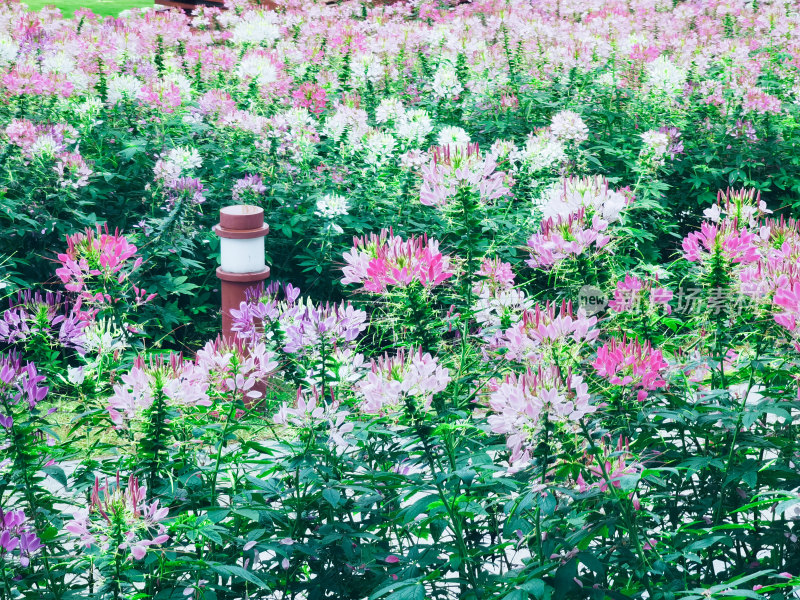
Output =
[{"x1": 220, "y1": 236, "x2": 266, "y2": 274}]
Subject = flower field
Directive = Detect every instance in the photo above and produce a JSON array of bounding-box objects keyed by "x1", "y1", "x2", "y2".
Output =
[{"x1": 2, "y1": 0, "x2": 800, "y2": 597}]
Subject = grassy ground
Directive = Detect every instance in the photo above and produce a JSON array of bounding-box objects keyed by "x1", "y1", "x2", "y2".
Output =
[{"x1": 23, "y1": 0, "x2": 154, "y2": 17}]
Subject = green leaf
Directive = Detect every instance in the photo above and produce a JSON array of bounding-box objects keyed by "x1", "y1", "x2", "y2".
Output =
[
  {"x1": 369, "y1": 579, "x2": 425, "y2": 600},
  {"x1": 323, "y1": 488, "x2": 342, "y2": 507},
  {"x1": 42, "y1": 465, "x2": 68, "y2": 489},
  {"x1": 577, "y1": 552, "x2": 606, "y2": 577},
  {"x1": 519, "y1": 578, "x2": 546, "y2": 598},
  {"x1": 211, "y1": 565, "x2": 267, "y2": 589},
  {"x1": 686, "y1": 535, "x2": 732, "y2": 552},
  {"x1": 206, "y1": 509, "x2": 230, "y2": 523}
]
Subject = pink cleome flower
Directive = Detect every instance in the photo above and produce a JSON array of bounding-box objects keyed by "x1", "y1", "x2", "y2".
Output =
[
  {"x1": 488, "y1": 366, "x2": 594, "y2": 471},
  {"x1": 577, "y1": 436, "x2": 643, "y2": 509},
  {"x1": 592, "y1": 336, "x2": 668, "y2": 401},
  {"x1": 608, "y1": 274, "x2": 673, "y2": 315},
  {"x1": 341, "y1": 229, "x2": 454, "y2": 293},
  {"x1": 526, "y1": 208, "x2": 611, "y2": 270},
  {"x1": 498, "y1": 301, "x2": 599, "y2": 363},
  {"x1": 66, "y1": 473, "x2": 169, "y2": 562},
  {"x1": 356, "y1": 347, "x2": 451, "y2": 415},
  {"x1": 292, "y1": 82, "x2": 327, "y2": 115},
  {"x1": 420, "y1": 143, "x2": 509, "y2": 208},
  {"x1": 107, "y1": 353, "x2": 214, "y2": 427},
  {"x1": 55, "y1": 225, "x2": 150, "y2": 304},
  {"x1": 474, "y1": 257, "x2": 516, "y2": 295},
  {"x1": 681, "y1": 220, "x2": 760, "y2": 266}
]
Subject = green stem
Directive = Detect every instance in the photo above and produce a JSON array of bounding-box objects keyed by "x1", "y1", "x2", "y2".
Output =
[
  {"x1": 404, "y1": 395, "x2": 479, "y2": 596},
  {"x1": 580, "y1": 421, "x2": 654, "y2": 598},
  {"x1": 209, "y1": 391, "x2": 239, "y2": 507}
]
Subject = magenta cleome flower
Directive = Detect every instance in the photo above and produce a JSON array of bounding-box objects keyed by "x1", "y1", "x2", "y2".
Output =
[
  {"x1": 608, "y1": 274, "x2": 673, "y2": 315},
  {"x1": 292, "y1": 82, "x2": 328, "y2": 115},
  {"x1": 682, "y1": 220, "x2": 760, "y2": 266},
  {"x1": 592, "y1": 337, "x2": 668, "y2": 401},
  {"x1": 342, "y1": 229, "x2": 454, "y2": 293},
  {"x1": 55, "y1": 225, "x2": 149, "y2": 305}
]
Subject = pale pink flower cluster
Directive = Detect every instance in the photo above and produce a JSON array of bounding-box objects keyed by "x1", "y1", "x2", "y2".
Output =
[
  {"x1": 592, "y1": 337, "x2": 668, "y2": 401},
  {"x1": 273, "y1": 387, "x2": 354, "y2": 450},
  {"x1": 342, "y1": 229, "x2": 454, "y2": 292},
  {"x1": 4, "y1": 118, "x2": 91, "y2": 187},
  {"x1": 473, "y1": 259, "x2": 533, "y2": 341},
  {"x1": 538, "y1": 176, "x2": 630, "y2": 224},
  {"x1": 65, "y1": 474, "x2": 169, "y2": 561},
  {"x1": 108, "y1": 341, "x2": 278, "y2": 426},
  {"x1": 608, "y1": 274, "x2": 673, "y2": 315},
  {"x1": 702, "y1": 188, "x2": 772, "y2": 228},
  {"x1": 193, "y1": 336, "x2": 278, "y2": 398},
  {"x1": 107, "y1": 354, "x2": 211, "y2": 426},
  {"x1": 526, "y1": 208, "x2": 612, "y2": 270},
  {"x1": 355, "y1": 348, "x2": 451, "y2": 415},
  {"x1": 282, "y1": 300, "x2": 368, "y2": 355},
  {"x1": 488, "y1": 366, "x2": 594, "y2": 471},
  {"x1": 497, "y1": 301, "x2": 599, "y2": 363},
  {"x1": 420, "y1": 143, "x2": 509, "y2": 208},
  {"x1": 264, "y1": 108, "x2": 321, "y2": 163},
  {"x1": 474, "y1": 257, "x2": 516, "y2": 295},
  {"x1": 153, "y1": 146, "x2": 202, "y2": 187},
  {"x1": 4, "y1": 118, "x2": 77, "y2": 157}
]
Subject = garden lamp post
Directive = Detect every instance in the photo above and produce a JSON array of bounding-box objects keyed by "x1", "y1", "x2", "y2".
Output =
[{"x1": 213, "y1": 205, "x2": 270, "y2": 342}]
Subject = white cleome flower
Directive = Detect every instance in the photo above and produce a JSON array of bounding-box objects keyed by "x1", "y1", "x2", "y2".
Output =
[
  {"x1": 166, "y1": 146, "x2": 203, "y2": 171},
  {"x1": 0, "y1": 35, "x2": 19, "y2": 66},
  {"x1": 83, "y1": 318, "x2": 128, "y2": 355},
  {"x1": 106, "y1": 73, "x2": 142, "y2": 105},
  {"x1": 231, "y1": 11, "x2": 281, "y2": 46},
  {"x1": 237, "y1": 53, "x2": 278, "y2": 86},
  {"x1": 646, "y1": 56, "x2": 687, "y2": 98},
  {"x1": 511, "y1": 132, "x2": 566, "y2": 172},
  {"x1": 395, "y1": 109, "x2": 433, "y2": 146},
  {"x1": 549, "y1": 110, "x2": 589, "y2": 144},
  {"x1": 537, "y1": 176, "x2": 628, "y2": 223},
  {"x1": 363, "y1": 131, "x2": 396, "y2": 167},
  {"x1": 30, "y1": 135, "x2": 60, "y2": 157},
  {"x1": 41, "y1": 51, "x2": 77, "y2": 74},
  {"x1": 315, "y1": 194, "x2": 350, "y2": 219},
  {"x1": 375, "y1": 97, "x2": 405, "y2": 124},
  {"x1": 437, "y1": 125, "x2": 470, "y2": 149},
  {"x1": 640, "y1": 130, "x2": 669, "y2": 167},
  {"x1": 432, "y1": 63, "x2": 463, "y2": 100}
]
